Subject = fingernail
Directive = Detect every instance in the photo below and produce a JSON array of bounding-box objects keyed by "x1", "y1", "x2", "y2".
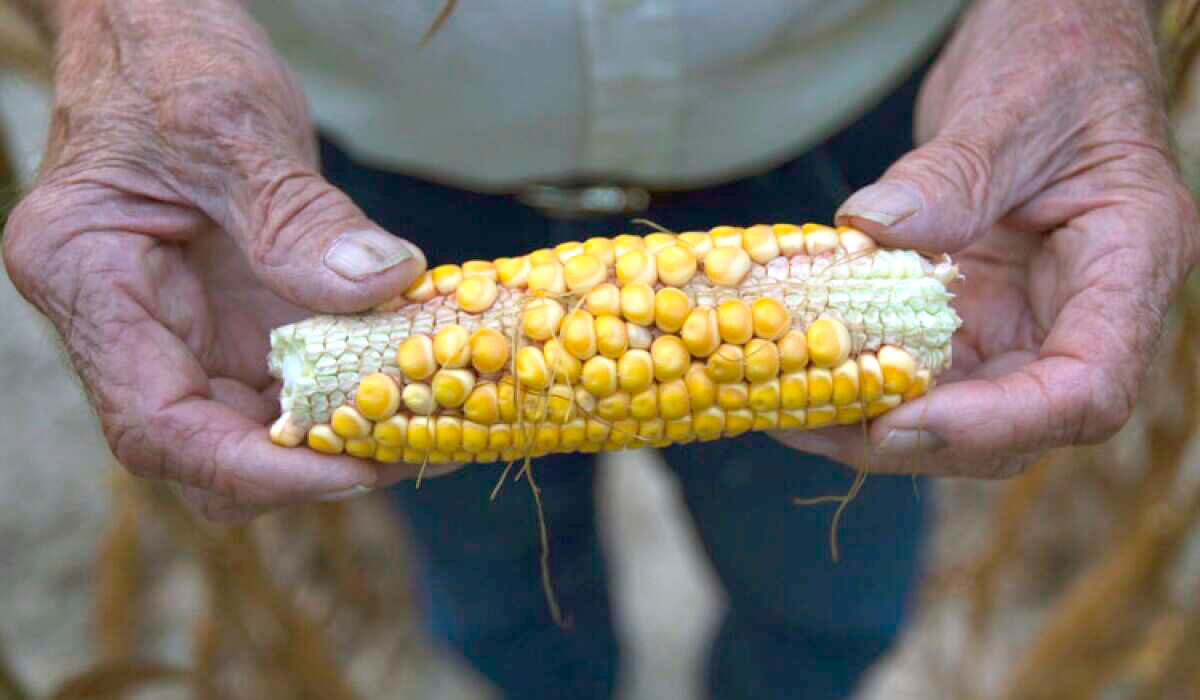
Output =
[
  {"x1": 318, "y1": 484, "x2": 373, "y2": 502},
  {"x1": 877, "y1": 429, "x2": 946, "y2": 454},
  {"x1": 324, "y1": 230, "x2": 414, "y2": 280},
  {"x1": 837, "y1": 183, "x2": 922, "y2": 227}
]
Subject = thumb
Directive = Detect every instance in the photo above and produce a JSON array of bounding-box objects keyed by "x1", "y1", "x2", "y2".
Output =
[
  {"x1": 229, "y1": 165, "x2": 426, "y2": 313},
  {"x1": 835, "y1": 132, "x2": 1018, "y2": 254}
]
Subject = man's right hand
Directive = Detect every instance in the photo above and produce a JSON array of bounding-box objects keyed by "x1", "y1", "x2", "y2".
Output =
[{"x1": 3, "y1": 0, "x2": 433, "y2": 522}]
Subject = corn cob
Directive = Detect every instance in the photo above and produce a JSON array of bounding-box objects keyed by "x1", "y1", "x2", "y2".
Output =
[{"x1": 267, "y1": 224, "x2": 962, "y2": 464}]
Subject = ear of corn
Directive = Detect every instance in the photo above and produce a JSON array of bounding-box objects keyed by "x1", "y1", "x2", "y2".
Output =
[{"x1": 267, "y1": 224, "x2": 962, "y2": 463}]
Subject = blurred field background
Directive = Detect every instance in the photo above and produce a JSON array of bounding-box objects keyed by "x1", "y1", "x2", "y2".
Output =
[{"x1": 5, "y1": 2, "x2": 1200, "y2": 698}]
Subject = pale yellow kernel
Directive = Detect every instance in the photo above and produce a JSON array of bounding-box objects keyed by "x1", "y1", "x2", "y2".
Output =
[
  {"x1": 529, "y1": 248, "x2": 559, "y2": 267},
  {"x1": 398, "y1": 334, "x2": 436, "y2": 381},
  {"x1": 681, "y1": 306, "x2": 720, "y2": 358},
  {"x1": 617, "y1": 349, "x2": 654, "y2": 394},
  {"x1": 373, "y1": 415, "x2": 409, "y2": 447},
  {"x1": 807, "y1": 368, "x2": 833, "y2": 406},
  {"x1": 630, "y1": 385, "x2": 658, "y2": 420},
  {"x1": 724, "y1": 409, "x2": 754, "y2": 437},
  {"x1": 878, "y1": 345, "x2": 917, "y2": 394},
  {"x1": 666, "y1": 416, "x2": 694, "y2": 443},
  {"x1": 474, "y1": 449, "x2": 500, "y2": 463},
  {"x1": 561, "y1": 419, "x2": 587, "y2": 449},
  {"x1": 331, "y1": 405, "x2": 372, "y2": 439},
  {"x1": 456, "y1": 275, "x2": 499, "y2": 313},
  {"x1": 403, "y1": 271, "x2": 436, "y2": 302},
  {"x1": 626, "y1": 323, "x2": 653, "y2": 349},
  {"x1": 658, "y1": 379, "x2": 691, "y2": 420},
  {"x1": 270, "y1": 412, "x2": 307, "y2": 447},
  {"x1": 677, "y1": 231, "x2": 713, "y2": 258},
  {"x1": 717, "y1": 299, "x2": 753, "y2": 345},
  {"x1": 426, "y1": 450, "x2": 454, "y2": 465},
  {"x1": 521, "y1": 297, "x2": 565, "y2": 341},
  {"x1": 434, "y1": 324, "x2": 472, "y2": 368},
  {"x1": 435, "y1": 416, "x2": 463, "y2": 452},
  {"x1": 583, "y1": 237, "x2": 616, "y2": 266},
  {"x1": 806, "y1": 405, "x2": 837, "y2": 428},
  {"x1": 586, "y1": 283, "x2": 621, "y2": 316},
  {"x1": 644, "y1": 232, "x2": 677, "y2": 253},
  {"x1": 806, "y1": 318, "x2": 851, "y2": 368},
  {"x1": 581, "y1": 356, "x2": 619, "y2": 398},
  {"x1": 616, "y1": 248, "x2": 658, "y2": 286},
  {"x1": 564, "y1": 254, "x2": 607, "y2": 292},
  {"x1": 752, "y1": 411, "x2": 779, "y2": 431},
  {"x1": 497, "y1": 379, "x2": 517, "y2": 422},
  {"x1": 704, "y1": 246, "x2": 752, "y2": 287},
  {"x1": 574, "y1": 386, "x2": 596, "y2": 415},
  {"x1": 555, "y1": 241, "x2": 585, "y2": 263},
  {"x1": 866, "y1": 394, "x2": 903, "y2": 418},
  {"x1": 608, "y1": 418, "x2": 638, "y2": 447},
  {"x1": 650, "y1": 335, "x2": 689, "y2": 382},
  {"x1": 496, "y1": 256, "x2": 531, "y2": 288},
  {"x1": 462, "y1": 260, "x2": 497, "y2": 280},
  {"x1": 744, "y1": 338, "x2": 781, "y2": 383},
  {"x1": 432, "y1": 264, "x2": 463, "y2": 295},
  {"x1": 374, "y1": 444, "x2": 403, "y2": 464},
  {"x1": 654, "y1": 288, "x2": 692, "y2": 334},
  {"x1": 521, "y1": 393, "x2": 547, "y2": 422},
  {"x1": 780, "y1": 371, "x2": 808, "y2": 410},
  {"x1": 685, "y1": 363, "x2": 717, "y2": 411},
  {"x1": 656, "y1": 244, "x2": 698, "y2": 287},
  {"x1": 307, "y1": 425, "x2": 345, "y2": 455},
  {"x1": 543, "y1": 339, "x2": 582, "y2": 383},
  {"x1": 488, "y1": 424, "x2": 513, "y2": 450},
  {"x1": 469, "y1": 328, "x2": 510, "y2": 375},
  {"x1": 354, "y1": 373, "x2": 401, "y2": 421},
  {"x1": 586, "y1": 419, "x2": 611, "y2": 443},
  {"x1": 832, "y1": 359, "x2": 860, "y2": 406},
  {"x1": 709, "y1": 225, "x2": 744, "y2": 248},
  {"x1": 773, "y1": 223, "x2": 806, "y2": 257},
  {"x1": 694, "y1": 407, "x2": 726, "y2": 440},
  {"x1": 779, "y1": 409, "x2": 806, "y2": 430},
  {"x1": 402, "y1": 382, "x2": 436, "y2": 415},
  {"x1": 837, "y1": 227, "x2": 876, "y2": 256},
  {"x1": 516, "y1": 346, "x2": 551, "y2": 390},
  {"x1": 345, "y1": 436, "x2": 377, "y2": 459},
  {"x1": 402, "y1": 447, "x2": 426, "y2": 464},
  {"x1": 562, "y1": 310, "x2": 598, "y2": 360},
  {"x1": 749, "y1": 379, "x2": 781, "y2": 412},
  {"x1": 638, "y1": 418, "x2": 666, "y2": 442},
  {"x1": 620, "y1": 282, "x2": 656, "y2": 326},
  {"x1": 612, "y1": 234, "x2": 645, "y2": 259},
  {"x1": 546, "y1": 384, "x2": 575, "y2": 423},
  {"x1": 463, "y1": 383, "x2": 499, "y2": 424},
  {"x1": 432, "y1": 368, "x2": 476, "y2": 408},
  {"x1": 836, "y1": 403, "x2": 864, "y2": 425},
  {"x1": 407, "y1": 416, "x2": 434, "y2": 451},
  {"x1": 717, "y1": 382, "x2": 749, "y2": 411},
  {"x1": 534, "y1": 424, "x2": 560, "y2": 451},
  {"x1": 859, "y1": 354, "x2": 883, "y2": 403},
  {"x1": 903, "y1": 369, "x2": 932, "y2": 401},
  {"x1": 594, "y1": 314, "x2": 629, "y2": 359},
  {"x1": 777, "y1": 330, "x2": 809, "y2": 372},
  {"x1": 706, "y1": 344, "x2": 745, "y2": 384},
  {"x1": 752, "y1": 298, "x2": 790, "y2": 341},
  {"x1": 528, "y1": 261, "x2": 566, "y2": 294},
  {"x1": 742, "y1": 224, "x2": 780, "y2": 264},
  {"x1": 804, "y1": 225, "x2": 840, "y2": 256}
]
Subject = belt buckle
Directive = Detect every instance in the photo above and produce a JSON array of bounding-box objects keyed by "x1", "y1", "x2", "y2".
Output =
[{"x1": 515, "y1": 183, "x2": 651, "y2": 219}]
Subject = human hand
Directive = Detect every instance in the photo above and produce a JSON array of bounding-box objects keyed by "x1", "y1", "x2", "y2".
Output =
[
  {"x1": 772, "y1": 0, "x2": 1199, "y2": 477},
  {"x1": 2, "y1": 0, "x2": 440, "y2": 522}
]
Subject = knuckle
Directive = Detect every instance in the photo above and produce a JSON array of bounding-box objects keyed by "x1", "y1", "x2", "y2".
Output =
[{"x1": 251, "y1": 170, "x2": 359, "y2": 267}]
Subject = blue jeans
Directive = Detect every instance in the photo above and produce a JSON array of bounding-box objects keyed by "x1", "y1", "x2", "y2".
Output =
[{"x1": 318, "y1": 61, "x2": 930, "y2": 700}]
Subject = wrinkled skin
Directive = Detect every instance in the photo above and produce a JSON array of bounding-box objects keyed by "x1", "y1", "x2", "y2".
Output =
[{"x1": 3, "y1": 0, "x2": 1196, "y2": 524}]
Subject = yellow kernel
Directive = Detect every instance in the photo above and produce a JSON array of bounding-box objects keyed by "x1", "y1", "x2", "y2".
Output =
[
  {"x1": 806, "y1": 318, "x2": 851, "y2": 368},
  {"x1": 516, "y1": 346, "x2": 551, "y2": 390},
  {"x1": 706, "y1": 344, "x2": 744, "y2": 383},
  {"x1": 403, "y1": 271, "x2": 436, "y2": 302},
  {"x1": 650, "y1": 335, "x2": 689, "y2": 382},
  {"x1": 528, "y1": 261, "x2": 566, "y2": 294},
  {"x1": 561, "y1": 418, "x2": 587, "y2": 449},
  {"x1": 656, "y1": 244, "x2": 698, "y2": 287},
  {"x1": 878, "y1": 345, "x2": 917, "y2": 394},
  {"x1": 432, "y1": 264, "x2": 463, "y2": 295},
  {"x1": 331, "y1": 405, "x2": 371, "y2": 439},
  {"x1": 462, "y1": 260, "x2": 497, "y2": 280},
  {"x1": 434, "y1": 324, "x2": 471, "y2": 368},
  {"x1": 717, "y1": 382, "x2": 749, "y2": 411},
  {"x1": 398, "y1": 334, "x2": 436, "y2": 381},
  {"x1": 402, "y1": 447, "x2": 426, "y2": 464},
  {"x1": 374, "y1": 444, "x2": 403, "y2": 464},
  {"x1": 620, "y1": 282, "x2": 656, "y2": 326},
  {"x1": 546, "y1": 384, "x2": 575, "y2": 423},
  {"x1": 561, "y1": 310, "x2": 598, "y2": 360},
  {"x1": 838, "y1": 227, "x2": 877, "y2": 256},
  {"x1": 832, "y1": 359, "x2": 860, "y2": 406},
  {"x1": 658, "y1": 379, "x2": 691, "y2": 420},
  {"x1": 596, "y1": 391, "x2": 631, "y2": 421},
  {"x1": 751, "y1": 297, "x2": 790, "y2": 341},
  {"x1": 681, "y1": 306, "x2": 720, "y2": 358},
  {"x1": 804, "y1": 225, "x2": 840, "y2": 256},
  {"x1": 345, "y1": 436, "x2": 377, "y2": 459},
  {"x1": 709, "y1": 225, "x2": 743, "y2": 248},
  {"x1": 779, "y1": 409, "x2": 806, "y2": 429},
  {"x1": 432, "y1": 368, "x2": 476, "y2": 408},
  {"x1": 609, "y1": 418, "x2": 638, "y2": 447},
  {"x1": 594, "y1": 315, "x2": 629, "y2": 359},
  {"x1": 534, "y1": 423, "x2": 560, "y2": 451},
  {"x1": 836, "y1": 403, "x2": 864, "y2": 425},
  {"x1": 638, "y1": 418, "x2": 666, "y2": 442},
  {"x1": 694, "y1": 407, "x2": 726, "y2": 440},
  {"x1": 742, "y1": 224, "x2": 780, "y2": 263},
  {"x1": 564, "y1": 254, "x2": 607, "y2": 292},
  {"x1": 521, "y1": 297, "x2": 565, "y2": 341},
  {"x1": 780, "y1": 371, "x2": 808, "y2": 410},
  {"x1": 612, "y1": 234, "x2": 645, "y2": 259},
  {"x1": 402, "y1": 382, "x2": 435, "y2": 415},
  {"x1": 644, "y1": 232, "x2": 677, "y2": 253},
  {"x1": 407, "y1": 416, "x2": 434, "y2": 451},
  {"x1": 716, "y1": 299, "x2": 753, "y2": 345},
  {"x1": 474, "y1": 450, "x2": 500, "y2": 463},
  {"x1": 744, "y1": 338, "x2": 780, "y2": 383},
  {"x1": 586, "y1": 419, "x2": 611, "y2": 443},
  {"x1": 583, "y1": 237, "x2": 616, "y2": 266},
  {"x1": 807, "y1": 368, "x2": 833, "y2": 406},
  {"x1": 455, "y1": 275, "x2": 499, "y2": 313},
  {"x1": 307, "y1": 425, "x2": 345, "y2": 455},
  {"x1": 269, "y1": 412, "x2": 307, "y2": 448},
  {"x1": 806, "y1": 405, "x2": 837, "y2": 428},
  {"x1": 469, "y1": 328, "x2": 510, "y2": 375},
  {"x1": 654, "y1": 288, "x2": 692, "y2": 333},
  {"x1": 753, "y1": 411, "x2": 779, "y2": 430},
  {"x1": 666, "y1": 416, "x2": 694, "y2": 443},
  {"x1": 463, "y1": 383, "x2": 499, "y2": 424},
  {"x1": 867, "y1": 394, "x2": 903, "y2": 418},
  {"x1": 427, "y1": 451, "x2": 453, "y2": 465},
  {"x1": 774, "y1": 223, "x2": 805, "y2": 257},
  {"x1": 703, "y1": 246, "x2": 752, "y2": 287},
  {"x1": 529, "y1": 248, "x2": 559, "y2": 267},
  {"x1": 521, "y1": 393, "x2": 547, "y2": 422},
  {"x1": 724, "y1": 409, "x2": 754, "y2": 437},
  {"x1": 617, "y1": 349, "x2": 654, "y2": 394},
  {"x1": 496, "y1": 256, "x2": 531, "y2": 288},
  {"x1": 373, "y1": 415, "x2": 409, "y2": 447},
  {"x1": 677, "y1": 231, "x2": 713, "y2": 258},
  {"x1": 543, "y1": 339, "x2": 582, "y2": 383},
  {"x1": 630, "y1": 385, "x2": 658, "y2": 420},
  {"x1": 749, "y1": 379, "x2": 781, "y2": 412},
  {"x1": 616, "y1": 247, "x2": 657, "y2": 286},
  {"x1": 354, "y1": 373, "x2": 401, "y2": 421},
  {"x1": 586, "y1": 283, "x2": 621, "y2": 316},
  {"x1": 777, "y1": 330, "x2": 810, "y2": 372},
  {"x1": 581, "y1": 355, "x2": 619, "y2": 398},
  {"x1": 435, "y1": 416, "x2": 463, "y2": 452},
  {"x1": 685, "y1": 362, "x2": 717, "y2": 411},
  {"x1": 859, "y1": 354, "x2": 883, "y2": 403},
  {"x1": 488, "y1": 424, "x2": 513, "y2": 450},
  {"x1": 903, "y1": 369, "x2": 932, "y2": 401},
  {"x1": 555, "y1": 241, "x2": 585, "y2": 263},
  {"x1": 497, "y1": 379, "x2": 517, "y2": 422}
]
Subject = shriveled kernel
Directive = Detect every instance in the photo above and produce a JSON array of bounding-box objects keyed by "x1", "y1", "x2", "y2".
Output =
[
  {"x1": 456, "y1": 275, "x2": 499, "y2": 313},
  {"x1": 774, "y1": 223, "x2": 806, "y2": 257},
  {"x1": 903, "y1": 369, "x2": 932, "y2": 401},
  {"x1": 630, "y1": 385, "x2": 658, "y2": 420},
  {"x1": 546, "y1": 384, "x2": 575, "y2": 423},
  {"x1": 403, "y1": 271, "x2": 436, "y2": 302},
  {"x1": 608, "y1": 418, "x2": 639, "y2": 447},
  {"x1": 803, "y1": 224, "x2": 840, "y2": 256},
  {"x1": 878, "y1": 345, "x2": 917, "y2": 393},
  {"x1": 779, "y1": 409, "x2": 806, "y2": 429},
  {"x1": 836, "y1": 403, "x2": 864, "y2": 425},
  {"x1": 644, "y1": 232, "x2": 677, "y2": 253},
  {"x1": 529, "y1": 248, "x2": 559, "y2": 267},
  {"x1": 522, "y1": 298, "x2": 565, "y2": 341},
  {"x1": 432, "y1": 368, "x2": 476, "y2": 408},
  {"x1": 594, "y1": 314, "x2": 629, "y2": 358},
  {"x1": 403, "y1": 383, "x2": 436, "y2": 415},
  {"x1": 497, "y1": 379, "x2": 517, "y2": 422},
  {"x1": 654, "y1": 288, "x2": 692, "y2": 333},
  {"x1": 656, "y1": 244, "x2": 698, "y2": 287},
  {"x1": 434, "y1": 325, "x2": 472, "y2": 368},
  {"x1": 751, "y1": 298, "x2": 790, "y2": 341},
  {"x1": 596, "y1": 391, "x2": 631, "y2": 421},
  {"x1": 620, "y1": 283, "x2": 656, "y2": 326},
  {"x1": 685, "y1": 363, "x2": 717, "y2": 411},
  {"x1": 407, "y1": 416, "x2": 434, "y2": 451},
  {"x1": 616, "y1": 248, "x2": 658, "y2": 286},
  {"x1": 806, "y1": 405, "x2": 837, "y2": 428},
  {"x1": 435, "y1": 416, "x2": 463, "y2": 452},
  {"x1": 488, "y1": 424, "x2": 513, "y2": 450},
  {"x1": 555, "y1": 241, "x2": 584, "y2": 262},
  {"x1": 528, "y1": 261, "x2": 566, "y2": 294},
  {"x1": 749, "y1": 379, "x2": 781, "y2": 412},
  {"x1": 462, "y1": 260, "x2": 497, "y2": 280},
  {"x1": 331, "y1": 405, "x2": 372, "y2": 439},
  {"x1": 638, "y1": 418, "x2": 666, "y2": 442},
  {"x1": 677, "y1": 231, "x2": 713, "y2": 258},
  {"x1": 586, "y1": 283, "x2": 621, "y2": 316},
  {"x1": 772, "y1": 328, "x2": 811, "y2": 372},
  {"x1": 574, "y1": 386, "x2": 596, "y2": 415},
  {"x1": 658, "y1": 379, "x2": 691, "y2": 420},
  {"x1": 666, "y1": 416, "x2": 694, "y2": 443},
  {"x1": 717, "y1": 382, "x2": 750, "y2": 411},
  {"x1": 307, "y1": 425, "x2": 345, "y2": 455},
  {"x1": 807, "y1": 367, "x2": 834, "y2": 406},
  {"x1": 682, "y1": 307, "x2": 721, "y2": 358},
  {"x1": 866, "y1": 394, "x2": 903, "y2": 418},
  {"x1": 706, "y1": 344, "x2": 745, "y2": 384},
  {"x1": 752, "y1": 411, "x2": 779, "y2": 430},
  {"x1": 586, "y1": 419, "x2": 611, "y2": 443},
  {"x1": 469, "y1": 328, "x2": 510, "y2": 374},
  {"x1": 461, "y1": 421, "x2": 489, "y2": 451},
  {"x1": 270, "y1": 413, "x2": 307, "y2": 447},
  {"x1": 398, "y1": 334, "x2": 436, "y2": 381},
  {"x1": 561, "y1": 310, "x2": 598, "y2": 360},
  {"x1": 561, "y1": 419, "x2": 587, "y2": 449},
  {"x1": 694, "y1": 407, "x2": 726, "y2": 440},
  {"x1": 374, "y1": 415, "x2": 409, "y2": 447},
  {"x1": 612, "y1": 234, "x2": 645, "y2": 259},
  {"x1": 355, "y1": 373, "x2": 401, "y2": 421},
  {"x1": 710, "y1": 226, "x2": 744, "y2": 248},
  {"x1": 780, "y1": 371, "x2": 808, "y2": 410},
  {"x1": 496, "y1": 256, "x2": 531, "y2": 288},
  {"x1": 832, "y1": 360, "x2": 860, "y2": 406},
  {"x1": 725, "y1": 409, "x2": 754, "y2": 437},
  {"x1": 806, "y1": 318, "x2": 851, "y2": 368},
  {"x1": 626, "y1": 323, "x2": 652, "y2": 349},
  {"x1": 521, "y1": 393, "x2": 547, "y2": 422},
  {"x1": 837, "y1": 227, "x2": 876, "y2": 256},
  {"x1": 618, "y1": 349, "x2": 654, "y2": 393},
  {"x1": 650, "y1": 336, "x2": 689, "y2": 382},
  {"x1": 516, "y1": 346, "x2": 551, "y2": 389},
  {"x1": 543, "y1": 339, "x2": 582, "y2": 383},
  {"x1": 564, "y1": 254, "x2": 607, "y2": 292},
  {"x1": 432, "y1": 264, "x2": 463, "y2": 295},
  {"x1": 374, "y1": 444, "x2": 403, "y2": 463},
  {"x1": 743, "y1": 224, "x2": 780, "y2": 263},
  {"x1": 581, "y1": 356, "x2": 619, "y2": 398},
  {"x1": 744, "y1": 339, "x2": 780, "y2": 383},
  {"x1": 463, "y1": 383, "x2": 499, "y2": 424},
  {"x1": 704, "y1": 246, "x2": 752, "y2": 286},
  {"x1": 583, "y1": 237, "x2": 616, "y2": 265},
  {"x1": 717, "y1": 299, "x2": 753, "y2": 344},
  {"x1": 858, "y1": 354, "x2": 883, "y2": 403}
]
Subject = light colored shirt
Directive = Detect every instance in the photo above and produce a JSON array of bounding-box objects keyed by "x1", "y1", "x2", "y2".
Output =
[{"x1": 246, "y1": 0, "x2": 964, "y2": 192}]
